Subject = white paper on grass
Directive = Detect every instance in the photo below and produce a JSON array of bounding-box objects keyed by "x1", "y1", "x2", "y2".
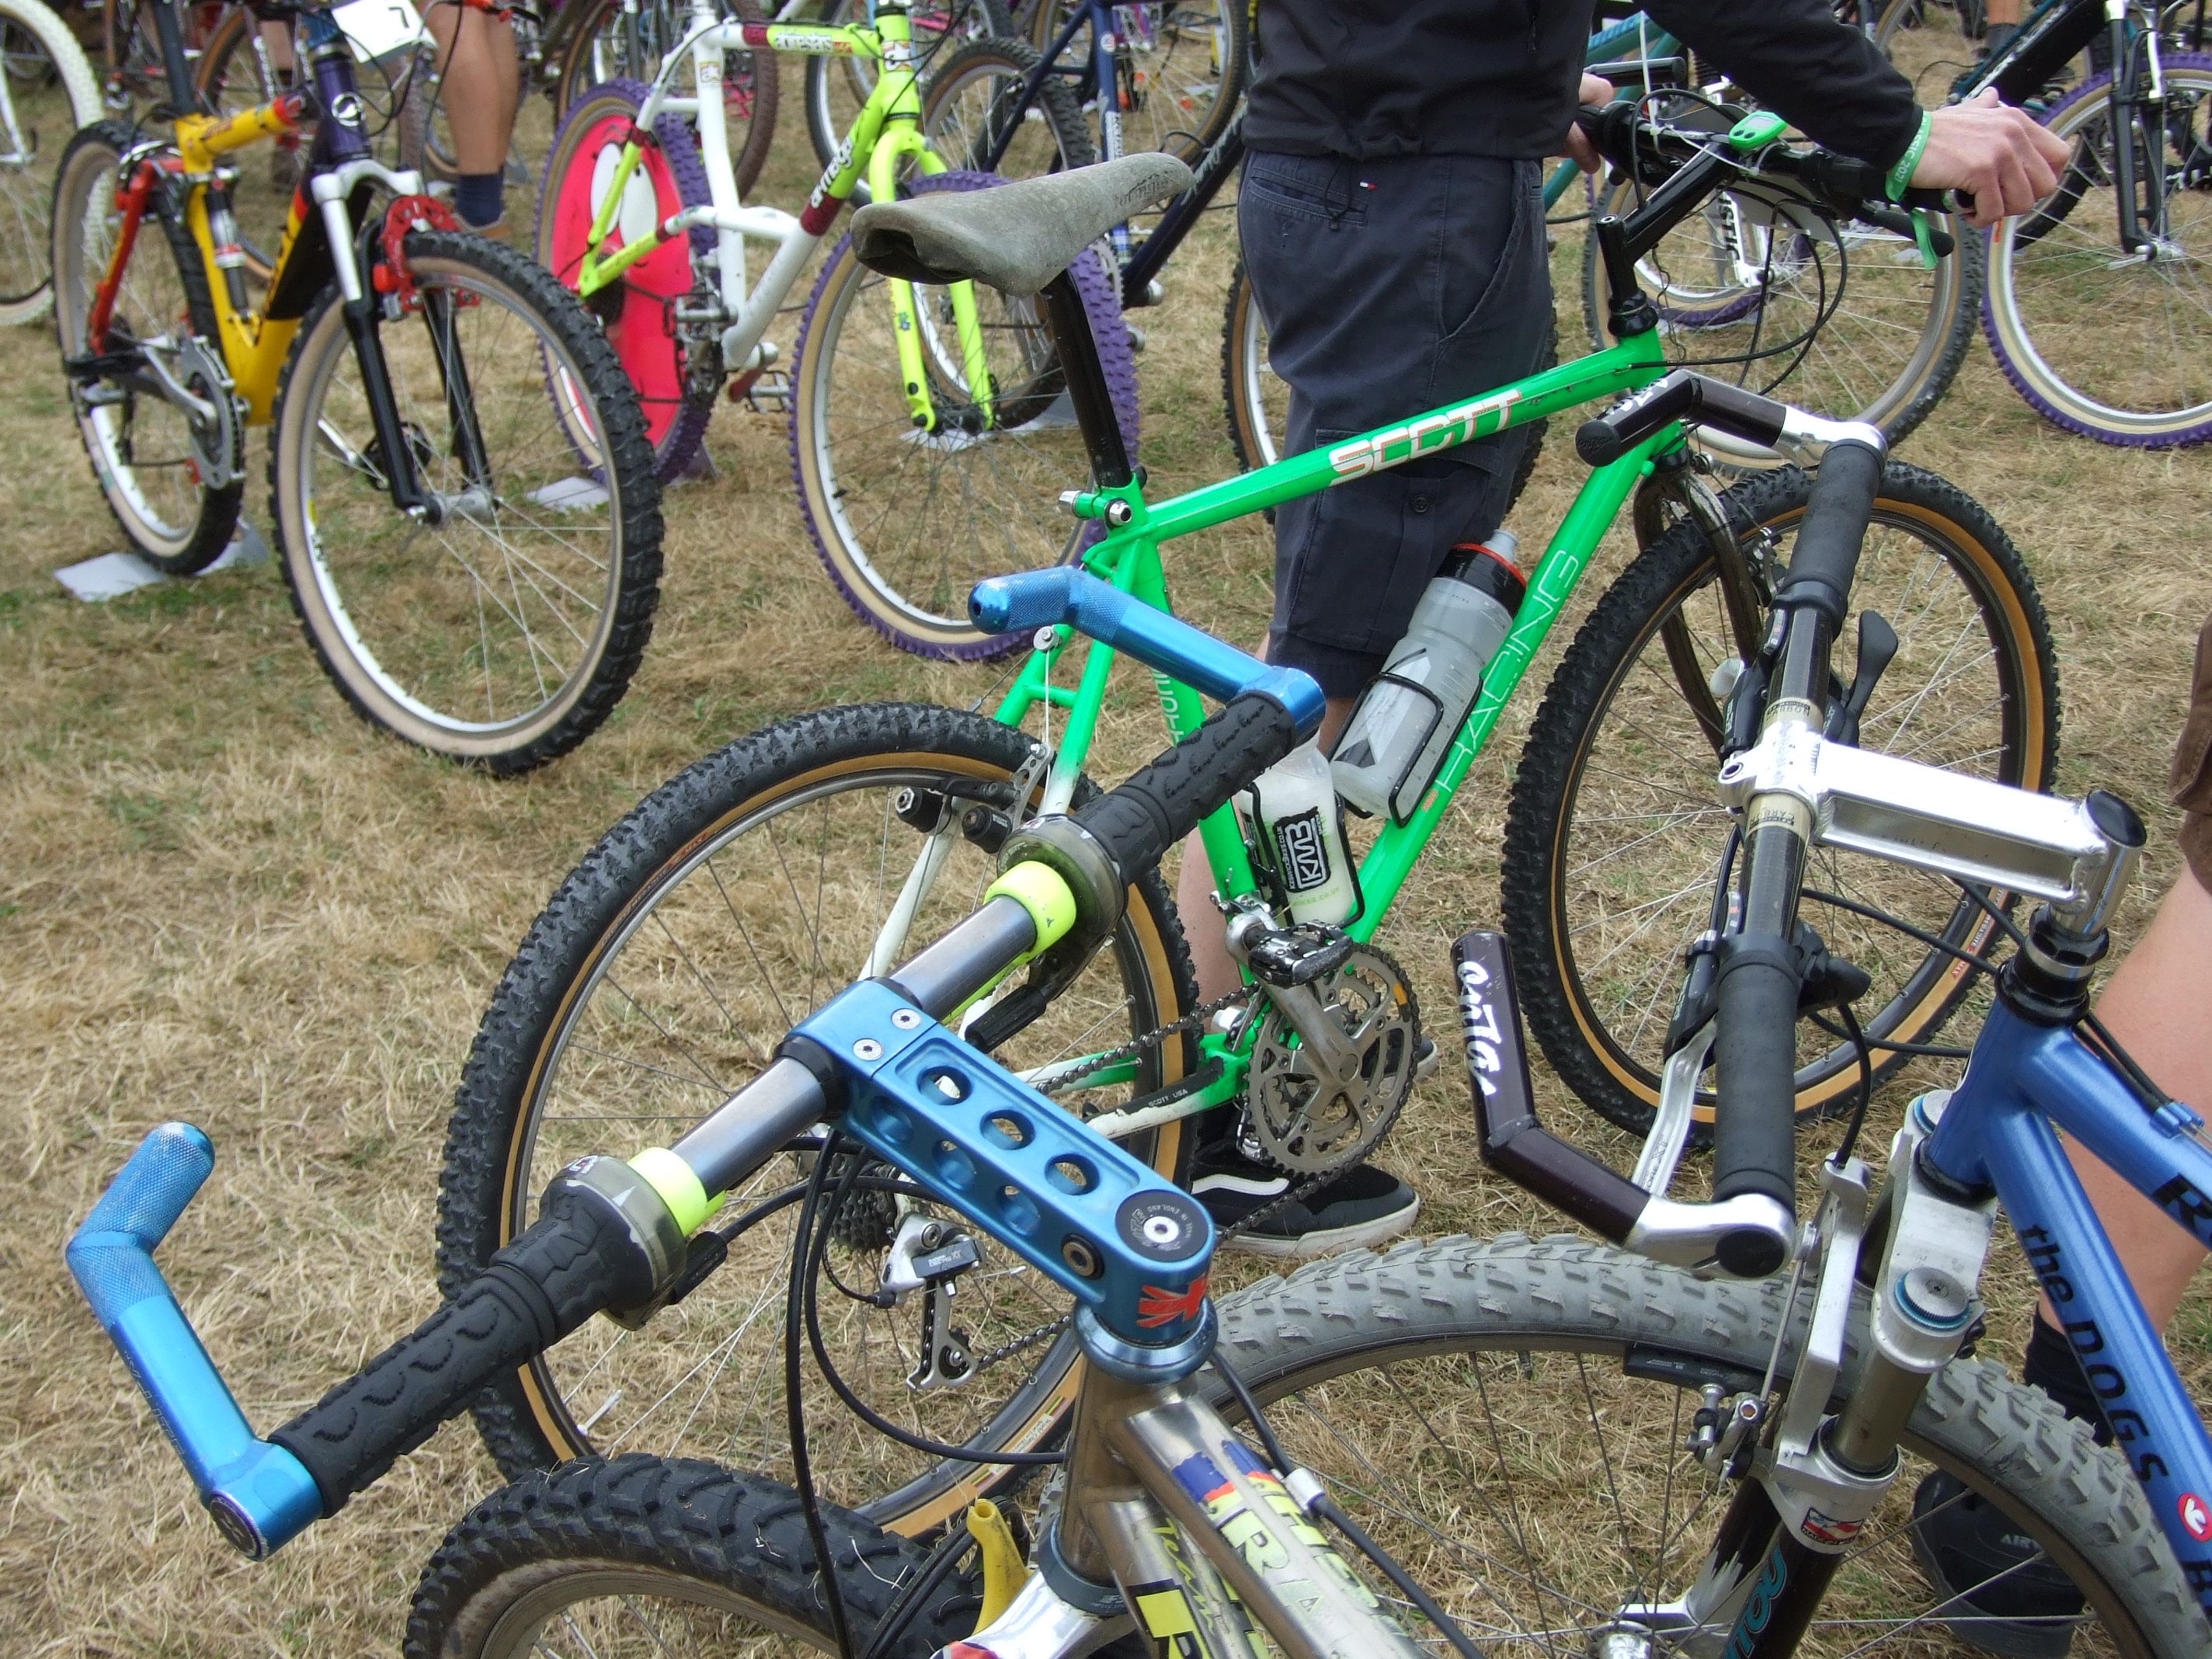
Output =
[
  {"x1": 55, "y1": 523, "x2": 270, "y2": 601},
  {"x1": 530, "y1": 477, "x2": 610, "y2": 510}
]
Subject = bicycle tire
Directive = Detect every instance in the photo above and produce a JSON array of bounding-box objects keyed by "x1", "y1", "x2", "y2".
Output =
[
  {"x1": 1024, "y1": 0, "x2": 1245, "y2": 164},
  {"x1": 1501, "y1": 462, "x2": 2059, "y2": 1135},
  {"x1": 404, "y1": 1455, "x2": 979, "y2": 1658},
  {"x1": 806, "y1": 0, "x2": 1014, "y2": 176},
  {"x1": 270, "y1": 229, "x2": 663, "y2": 771},
  {"x1": 1210, "y1": 1233, "x2": 2203, "y2": 1657},
  {"x1": 1219, "y1": 252, "x2": 1553, "y2": 511},
  {"x1": 548, "y1": 0, "x2": 775, "y2": 194},
  {"x1": 789, "y1": 169, "x2": 1133, "y2": 660},
  {"x1": 0, "y1": 0, "x2": 100, "y2": 324},
  {"x1": 1984, "y1": 55, "x2": 2212, "y2": 447},
  {"x1": 537, "y1": 75, "x2": 718, "y2": 481},
  {"x1": 439, "y1": 701, "x2": 1201, "y2": 1534},
  {"x1": 1578, "y1": 169, "x2": 1979, "y2": 460},
  {"x1": 919, "y1": 33, "x2": 1096, "y2": 179},
  {"x1": 50, "y1": 120, "x2": 244, "y2": 574}
]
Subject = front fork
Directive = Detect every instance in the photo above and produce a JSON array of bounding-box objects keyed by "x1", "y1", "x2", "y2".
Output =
[
  {"x1": 2108, "y1": 0, "x2": 2169, "y2": 256},
  {"x1": 1670, "y1": 1101, "x2": 1997, "y2": 1656}
]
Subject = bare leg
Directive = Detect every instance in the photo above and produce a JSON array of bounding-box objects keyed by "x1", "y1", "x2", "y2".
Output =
[
  {"x1": 423, "y1": 2, "x2": 520, "y2": 178},
  {"x1": 1178, "y1": 694, "x2": 1357, "y2": 1002},
  {"x1": 2037, "y1": 868, "x2": 2212, "y2": 1331}
]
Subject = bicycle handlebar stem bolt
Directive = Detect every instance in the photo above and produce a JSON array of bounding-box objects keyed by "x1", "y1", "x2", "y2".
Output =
[{"x1": 853, "y1": 1038, "x2": 884, "y2": 1061}]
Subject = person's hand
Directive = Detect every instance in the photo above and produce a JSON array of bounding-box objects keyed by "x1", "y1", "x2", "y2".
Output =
[
  {"x1": 1911, "y1": 86, "x2": 2071, "y2": 228},
  {"x1": 1565, "y1": 73, "x2": 1616, "y2": 173}
]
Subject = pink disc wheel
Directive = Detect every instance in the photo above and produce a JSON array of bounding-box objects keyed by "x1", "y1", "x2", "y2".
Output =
[{"x1": 537, "y1": 78, "x2": 718, "y2": 480}]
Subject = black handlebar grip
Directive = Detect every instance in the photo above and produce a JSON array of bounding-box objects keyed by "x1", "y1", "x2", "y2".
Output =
[
  {"x1": 1072, "y1": 691, "x2": 1299, "y2": 884},
  {"x1": 269, "y1": 1170, "x2": 659, "y2": 1513},
  {"x1": 1578, "y1": 370, "x2": 1791, "y2": 467},
  {"x1": 1711, "y1": 931, "x2": 1802, "y2": 1257},
  {"x1": 1772, "y1": 438, "x2": 1884, "y2": 632}
]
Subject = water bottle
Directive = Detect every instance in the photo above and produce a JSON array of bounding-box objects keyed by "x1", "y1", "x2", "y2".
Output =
[
  {"x1": 1244, "y1": 739, "x2": 1362, "y2": 926},
  {"x1": 1332, "y1": 532, "x2": 1525, "y2": 823}
]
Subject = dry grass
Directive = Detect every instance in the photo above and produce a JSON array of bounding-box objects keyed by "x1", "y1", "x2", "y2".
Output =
[{"x1": 2, "y1": 54, "x2": 2210, "y2": 1654}]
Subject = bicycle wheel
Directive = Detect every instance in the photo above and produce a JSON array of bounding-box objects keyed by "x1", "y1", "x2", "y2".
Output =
[
  {"x1": 549, "y1": 0, "x2": 775, "y2": 195},
  {"x1": 1501, "y1": 463, "x2": 2059, "y2": 1135},
  {"x1": 1024, "y1": 0, "x2": 1245, "y2": 164},
  {"x1": 1219, "y1": 253, "x2": 1282, "y2": 470},
  {"x1": 920, "y1": 33, "x2": 1095, "y2": 179},
  {"x1": 1984, "y1": 55, "x2": 2212, "y2": 446},
  {"x1": 789, "y1": 169, "x2": 1135, "y2": 660},
  {"x1": 50, "y1": 120, "x2": 244, "y2": 573},
  {"x1": 439, "y1": 702, "x2": 1201, "y2": 1532},
  {"x1": 1873, "y1": 0, "x2": 1991, "y2": 102},
  {"x1": 269, "y1": 228, "x2": 663, "y2": 771},
  {"x1": 1581, "y1": 169, "x2": 1980, "y2": 460},
  {"x1": 0, "y1": 0, "x2": 99, "y2": 325},
  {"x1": 805, "y1": 0, "x2": 1012, "y2": 172},
  {"x1": 1211, "y1": 1234, "x2": 2203, "y2": 1656},
  {"x1": 537, "y1": 75, "x2": 718, "y2": 480},
  {"x1": 405, "y1": 1456, "x2": 977, "y2": 1658}
]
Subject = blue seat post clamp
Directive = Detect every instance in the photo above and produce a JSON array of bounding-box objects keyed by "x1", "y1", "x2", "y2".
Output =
[{"x1": 793, "y1": 979, "x2": 1216, "y2": 1358}]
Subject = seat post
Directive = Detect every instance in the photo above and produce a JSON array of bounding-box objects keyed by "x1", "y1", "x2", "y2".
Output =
[{"x1": 1038, "y1": 273, "x2": 1135, "y2": 489}]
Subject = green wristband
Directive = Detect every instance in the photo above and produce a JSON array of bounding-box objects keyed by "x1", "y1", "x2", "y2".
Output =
[{"x1": 1887, "y1": 110, "x2": 1934, "y2": 203}]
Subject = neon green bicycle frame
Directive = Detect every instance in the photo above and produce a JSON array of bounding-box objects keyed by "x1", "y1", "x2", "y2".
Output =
[
  {"x1": 992, "y1": 330, "x2": 1680, "y2": 1099},
  {"x1": 569, "y1": 0, "x2": 993, "y2": 431}
]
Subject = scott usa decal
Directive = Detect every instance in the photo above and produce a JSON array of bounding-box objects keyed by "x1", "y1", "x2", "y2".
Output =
[{"x1": 1327, "y1": 390, "x2": 1520, "y2": 481}]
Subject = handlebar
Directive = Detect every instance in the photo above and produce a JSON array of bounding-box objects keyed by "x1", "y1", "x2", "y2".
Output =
[
  {"x1": 1573, "y1": 100, "x2": 1963, "y2": 251},
  {"x1": 71, "y1": 606, "x2": 1315, "y2": 1557},
  {"x1": 1706, "y1": 426, "x2": 1888, "y2": 1270}
]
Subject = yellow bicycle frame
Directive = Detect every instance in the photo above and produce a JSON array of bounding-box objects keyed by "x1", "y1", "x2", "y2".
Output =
[
  {"x1": 159, "y1": 97, "x2": 319, "y2": 424},
  {"x1": 572, "y1": 0, "x2": 993, "y2": 430}
]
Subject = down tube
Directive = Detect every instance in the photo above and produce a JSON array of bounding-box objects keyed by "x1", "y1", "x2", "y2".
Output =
[{"x1": 1347, "y1": 437, "x2": 1668, "y2": 936}]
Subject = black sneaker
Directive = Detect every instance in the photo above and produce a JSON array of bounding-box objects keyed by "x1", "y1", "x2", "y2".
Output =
[
  {"x1": 1909, "y1": 1469, "x2": 2086, "y2": 1657},
  {"x1": 1190, "y1": 1139, "x2": 1419, "y2": 1259}
]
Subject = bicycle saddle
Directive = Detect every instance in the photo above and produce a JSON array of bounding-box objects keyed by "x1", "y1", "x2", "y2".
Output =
[{"x1": 850, "y1": 154, "x2": 1196, "y2": 296}]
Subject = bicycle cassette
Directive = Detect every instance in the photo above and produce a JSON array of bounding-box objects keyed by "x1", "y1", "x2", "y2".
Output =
[{"x1": 1242, "y1": 939, "x2": 1420, "y2": 1175}]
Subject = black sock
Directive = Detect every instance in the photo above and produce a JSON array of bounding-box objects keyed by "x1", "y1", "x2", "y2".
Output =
[
  {"x1": 2022, "y1": 1315, "x2": 2116, "y2": 1445},
  {"x1": 454, "y1": 171, "x2": 503, "y2": 229}
]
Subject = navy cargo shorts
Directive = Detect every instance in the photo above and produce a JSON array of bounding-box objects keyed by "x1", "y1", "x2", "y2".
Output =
[{"x1": 1240, "y1": 148, "x2": 1550, "y2": 699}]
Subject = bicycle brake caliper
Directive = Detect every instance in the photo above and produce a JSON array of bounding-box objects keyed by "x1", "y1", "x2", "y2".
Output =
[{"x1": 374, "y1": 195, "x2": 471, "y2": 316}]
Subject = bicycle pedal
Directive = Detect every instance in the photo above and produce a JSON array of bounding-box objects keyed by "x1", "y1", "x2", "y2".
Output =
[
  {"x1": 729, "y1": 366, "x2": 791, "y2": 414},
  {"x1": 1244, "y1": 923, "x2": 1358, "y2": 989}
]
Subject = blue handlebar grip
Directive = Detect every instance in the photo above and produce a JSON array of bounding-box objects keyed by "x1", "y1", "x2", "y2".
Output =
[
  {"x1": 969, "y1": 569, "x2": 1327, "y2": 741},
  {"x1": 66, "y1": 1123, "x2": 323, "y2": 1559}
]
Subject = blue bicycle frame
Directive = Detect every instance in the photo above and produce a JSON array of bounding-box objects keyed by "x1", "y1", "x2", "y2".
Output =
[{"x1": 1922, "y1": 1000, "x2": 2212, "y2": 1619}]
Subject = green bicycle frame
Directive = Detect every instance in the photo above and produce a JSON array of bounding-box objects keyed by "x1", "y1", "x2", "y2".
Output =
[
  {"x1": 993, "y1": 330, "x2": 1677, "y2": 1100},
  {"x1": 571, "y1": 0, "x2": 993, "y2": 430}
]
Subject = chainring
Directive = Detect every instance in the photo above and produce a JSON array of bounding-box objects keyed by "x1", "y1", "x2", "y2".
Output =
[{"x1": 1242, "y1": 940, "x2": 1420, "y2": 1176}]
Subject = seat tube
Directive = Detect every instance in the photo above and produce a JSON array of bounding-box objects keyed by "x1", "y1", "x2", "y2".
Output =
[{"x1": 148, "y1": 0, "x2": 197, "y2": 113}]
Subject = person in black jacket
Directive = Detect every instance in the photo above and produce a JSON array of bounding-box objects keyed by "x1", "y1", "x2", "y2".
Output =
[{"x1": 1184, "y1": 0, "x2": 2066, "y2": 1256}]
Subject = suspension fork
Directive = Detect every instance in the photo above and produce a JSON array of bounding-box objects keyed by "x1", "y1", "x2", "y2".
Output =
[
  {"x1": 422, "y1": 286, "x2": 494, "y2": 489},
  {"x1": 339, "y1": 296, "x2": 434, "y2": 513},
  {"x1": 2107, "y1": 2, "x2": 2162, "y2": 253}
]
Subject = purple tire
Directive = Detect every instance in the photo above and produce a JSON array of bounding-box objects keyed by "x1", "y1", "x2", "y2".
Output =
[{"x1": 1983, "y1": 53, "x2": 2212, "y2": 447}]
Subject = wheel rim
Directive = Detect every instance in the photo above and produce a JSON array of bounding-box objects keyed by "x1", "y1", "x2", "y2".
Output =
[
  {"x1": 494, "y1": 743, "x2": 1188, "y2": 1532},
  {"x1": 57, "y1": 142, "x2": 207, "y2": 558},
  {"x1": 1236, "y1": 1321, "x2": 2154, "y2": 1654},
  {"x1": 1549, "y1": 498, "x2": 2044, "y2": 1121},
  {"x1": 924, "y1": 50, "x2": 1080, "y2": 178},
  {"x1": 1988, "y1": 65, "x2": 2212, "y2": 437},
  {"x1": 283, "y1": 256, "x2": 627, "y2": 753},
  {"x1": 0, "y1": 21, "x2": 78, "y2": 306},
  {"x1": 544, "y1": 99, "x2": 697, "y2": 454},
  {"x1": 802, "y1": 202, "x2": 1095, "y2": 644},
  {"x1": 1232, "y1": 273, "x2": 1285, "y2": 468}
]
